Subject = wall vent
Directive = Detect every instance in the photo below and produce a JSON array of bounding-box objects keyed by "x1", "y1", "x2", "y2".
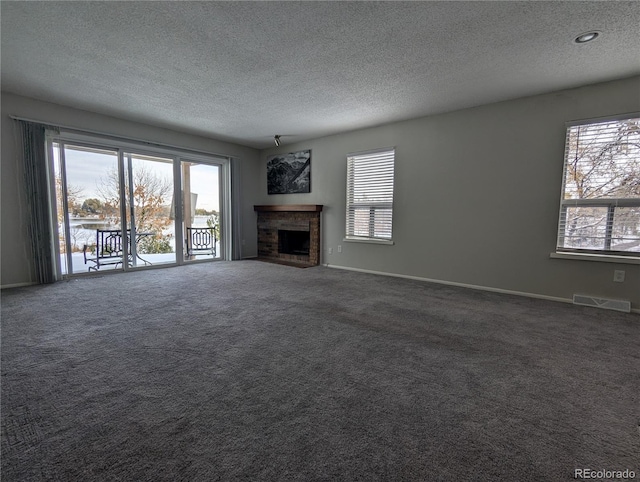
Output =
[{"x1": 573, "y1": 294, "x2": 631, "y2": 313}]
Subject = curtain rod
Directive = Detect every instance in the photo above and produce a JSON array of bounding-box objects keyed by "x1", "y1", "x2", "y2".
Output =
[{"x1": 8, "y1": 114, "x2": 239, "y2": 161}]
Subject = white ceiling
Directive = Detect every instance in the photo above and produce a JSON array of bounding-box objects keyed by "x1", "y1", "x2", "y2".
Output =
[{"x1": 2, "y1": 1, "x2": 639, "y2": 149}]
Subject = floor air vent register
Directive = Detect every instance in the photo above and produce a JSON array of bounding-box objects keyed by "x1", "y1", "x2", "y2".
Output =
[{"x1": 572, "y1": 294, "x2": 631, "y2": 313}]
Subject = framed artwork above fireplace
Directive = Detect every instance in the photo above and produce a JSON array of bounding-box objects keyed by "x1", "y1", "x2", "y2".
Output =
[{"x1": 267, "y1": 149, "x2": 311, "y2": 194}]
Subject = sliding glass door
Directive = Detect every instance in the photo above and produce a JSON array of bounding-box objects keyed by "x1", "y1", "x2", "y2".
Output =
[
  {"x1": 182, "y1": 161, "x2": 222, "y2": 262},
  {"x1": 53, "y1": 142, "x2": 122, "y2": 275},
  {"x1": 50, "y1": 136, "x2": 228, "y2": 277},
  {"x1": 123, "y1": 153, "x2": 176, "y2": 268}
]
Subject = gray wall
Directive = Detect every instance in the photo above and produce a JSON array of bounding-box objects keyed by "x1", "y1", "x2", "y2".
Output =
[
  {"x1": 4, "y1": 78, "x2": 639, "y2": 308},
  {"x1": 258, "y1": 76, "x2": 640, "y2": 309},
  {"x1": 1, "y1": 92, "x2": 260, "y2": 287}
]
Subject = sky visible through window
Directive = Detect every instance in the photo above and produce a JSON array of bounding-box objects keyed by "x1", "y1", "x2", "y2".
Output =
[{"x1": 58, "y1": 146, "x2": 219, "y2": 212}]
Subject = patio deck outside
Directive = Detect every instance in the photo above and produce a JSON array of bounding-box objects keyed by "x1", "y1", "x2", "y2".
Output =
[
  {"x1": 60, "y1": 216, "x2": 220, "y2": 275},
  {"x1": 61, "y1": 245, "x2": 220, "y2": 275}
]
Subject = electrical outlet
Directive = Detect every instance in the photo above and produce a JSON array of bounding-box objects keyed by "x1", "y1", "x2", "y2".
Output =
[
  {"x1": 328, "y1": 247, "x2": 333, "y2": 255},
  {"x1": 613, "y1": 270, "x2": 625, "y2": 283},
  {"x1": 242, "y1": 239, "x2": 246, "y2": 246},
  {"x1": 338, "y1": 245, "x2": 342, "y2": 253}
]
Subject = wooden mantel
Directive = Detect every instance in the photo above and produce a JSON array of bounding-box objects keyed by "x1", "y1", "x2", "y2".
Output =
[{"x1": 254, "y1": 204, "x2": 323, "y2": 212}]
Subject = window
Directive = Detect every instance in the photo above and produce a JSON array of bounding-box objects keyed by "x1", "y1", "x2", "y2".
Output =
[
  {"x1": 556, "y1": 116, "x2": 640, "y2": 257},
  {"x1": 346, "y1": 148, "x2": 395, "y2": 242}
]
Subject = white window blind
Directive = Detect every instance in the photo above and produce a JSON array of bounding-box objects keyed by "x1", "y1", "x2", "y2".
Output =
[
  {"x1": 556, "y1": 116, "x2": 640, "y2": 256},
  {"x1": 346, "y1": 148, "x2": 395, "y2": 241}
]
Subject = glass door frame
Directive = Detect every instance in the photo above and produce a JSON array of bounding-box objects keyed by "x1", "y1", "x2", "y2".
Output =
[
  {"x1": 178, "y1": 154, "x2": 229, "y2": 265},
  {"x1": 121, "y1": 150, "x2": 179, "y2": 270},
  {"x1": 46, "y1": 130, "x2": 231, "y2": 278},
  {"x1": 47, "y1": 137, "x2": 126, "y2": 278}
]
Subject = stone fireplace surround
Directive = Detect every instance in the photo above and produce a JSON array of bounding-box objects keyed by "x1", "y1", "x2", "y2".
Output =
[{"x1": 254, "y1": 205, "x2": 323, "y2": 266}]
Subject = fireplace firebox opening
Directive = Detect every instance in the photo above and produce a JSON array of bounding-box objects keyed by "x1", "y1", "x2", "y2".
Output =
[{"x1": 278, "y1": 230, "x2": 310, "y2": 256}]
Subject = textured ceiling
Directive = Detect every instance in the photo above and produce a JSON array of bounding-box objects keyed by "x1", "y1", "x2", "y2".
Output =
[{"x1": 2, "y1": 1, "x2": 639, "y2": 149}]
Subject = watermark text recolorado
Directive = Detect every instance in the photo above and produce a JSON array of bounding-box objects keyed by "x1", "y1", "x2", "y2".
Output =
[{"x1": 575, "y1": 469, "x2": 636, "y2": 479}]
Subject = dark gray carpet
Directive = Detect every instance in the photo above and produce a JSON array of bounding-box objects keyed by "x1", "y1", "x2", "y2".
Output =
[{"x1": 2, "y1": 261, "x2": 639, "y2": 481}]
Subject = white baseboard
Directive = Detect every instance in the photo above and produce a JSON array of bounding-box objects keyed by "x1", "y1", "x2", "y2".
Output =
[
  {"x1": 1, "y1": 281, "x2": 36, "y2": 289},
  {"x1": 323, "y1": 264, "x2": 640, "y2": 314}
]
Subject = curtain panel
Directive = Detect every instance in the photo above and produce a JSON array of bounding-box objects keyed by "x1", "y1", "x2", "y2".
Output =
[
  {"x1": 17, "y1": 120, "x2": 58, "y2": 284},
  {"x1": 230, "y1": 157, "x2": 243, "y2": 260}
]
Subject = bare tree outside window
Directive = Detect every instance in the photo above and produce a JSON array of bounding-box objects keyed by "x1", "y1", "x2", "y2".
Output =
[{"x1": 97, "y1": 165, "x2": 174, "y2": 254}]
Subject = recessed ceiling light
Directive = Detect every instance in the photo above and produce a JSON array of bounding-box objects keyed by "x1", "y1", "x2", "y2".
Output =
[{"x1": 574, "y1": 31, "x2": 600, "y2": 44}]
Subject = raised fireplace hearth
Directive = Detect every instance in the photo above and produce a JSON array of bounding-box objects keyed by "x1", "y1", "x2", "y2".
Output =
[{"x1": 254, "y1": 205, "x2": 323, "y2": 266}]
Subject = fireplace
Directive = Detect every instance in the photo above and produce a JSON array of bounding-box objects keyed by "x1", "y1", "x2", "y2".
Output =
[
  {"x1": 254, "y1": 205, "x2": 323, "y2": 266},
  {"x1": 278, "y1": 230, "x2": 310, "y2": 256}
]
